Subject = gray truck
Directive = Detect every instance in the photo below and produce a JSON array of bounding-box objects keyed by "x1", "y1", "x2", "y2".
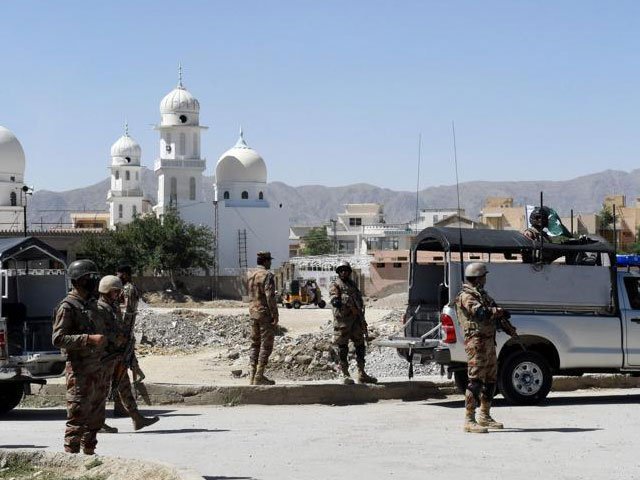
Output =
[
  {"x1": 0, "y1": 237, "x2": 68, "y2": 414},
  {"x1": 378, "y1": 227, "x2": 640, "y2": 405}
]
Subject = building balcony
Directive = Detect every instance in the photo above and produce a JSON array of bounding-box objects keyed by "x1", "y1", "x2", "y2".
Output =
[
  {"x1": 108, "y1": 189, "x2": 144, "y2": 199},
  {"x1": 154, "y1": 158, "x2": 206, "y2": 170}
]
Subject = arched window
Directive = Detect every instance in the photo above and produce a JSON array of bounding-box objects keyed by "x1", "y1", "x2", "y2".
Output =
[
  {"x1": 132, "y1": 205, "x2": 137, "y2": 216},
  {"x1": 258, "y1": 191, "x2": 264, "y2": 200},
  {"x1": 115, "y1": 171, "x2": 120, "y2": 180},
  {"x1": 125, "y1": 171, "x2": 130, "y2": 181},
  {"x1": 9, "y1": 192, "x2": 16, "y2": 206},
  {"x1": 223, "y1": 191, "x2": 230, "y2": 200},
  {"x1": 241, "y1": 191, "x2": 249, "y2": 199},
  {"x1": 179, "y1": 133, "x2": 186, "y2": 156},
  {"x1": 170, "y1": 177, "x2": 177, "y2": 204},
  {"x1": 189, "y1": 177, "x2": 196, "y2": 201},
  {"x1": 118, "y1": 204, "x2": 123, "y2": 219}
]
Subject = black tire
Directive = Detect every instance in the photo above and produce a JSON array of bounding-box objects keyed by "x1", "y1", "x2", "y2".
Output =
[
  {"x1": 0, "y1": 383, "x2": 24, "y2": 415},
  {"x1": 285, "y1": 303, "x2": 293, "y2": 309},
  {"x1": 454, "y1": 370, "x2": 468, "y2": 394},
  {"x1": 317, "y1": 300, "x2": 326, "y2": 309},
  {"x1": 498, "y1": 351, "x2": 552, "y2": 405},
  {"x1": 292, "y1": 301, "x2": 301, "y2": 309}
]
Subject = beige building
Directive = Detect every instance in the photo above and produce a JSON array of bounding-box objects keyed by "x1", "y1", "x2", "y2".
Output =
[
  {"x1": 479, "y1": 197, "x2": 528, "y2": 231},
  {"x1": 602, "y1": 195, "x2": 639, "y2": 250}
]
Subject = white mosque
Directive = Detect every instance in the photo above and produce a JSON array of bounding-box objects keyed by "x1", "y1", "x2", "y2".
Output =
[
  {"x1": 106, "y1": 70, "x2": 289, "y2": 272},
  {"x1": 0, "y1": 126, "x2": 28, "y2": 232}
]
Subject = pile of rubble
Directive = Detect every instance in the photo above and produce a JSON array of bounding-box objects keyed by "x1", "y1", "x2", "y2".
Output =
[{"x1": 135, "y1": 307, "x2": 441, "y2": 381}]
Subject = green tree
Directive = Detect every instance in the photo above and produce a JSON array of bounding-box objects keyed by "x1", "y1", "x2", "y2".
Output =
[
  {"x1": 599, "y1": 204, "x2": 614, "y2": 231},
  {"x1": 78, "y1": 210, "x2": 214, "y2": 287},
  {"x1": 302, "y1": 227, "x2": 333, "y2": 256}
]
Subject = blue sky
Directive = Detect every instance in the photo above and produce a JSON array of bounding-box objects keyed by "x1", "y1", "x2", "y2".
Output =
[{"x1": 1, "y1": 1, "x2": 639, "y2": 192}]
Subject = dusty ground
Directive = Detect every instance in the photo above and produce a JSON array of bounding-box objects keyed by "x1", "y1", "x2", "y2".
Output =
[{"x1": 48, "y1": 295, "x2": 427, "y2": 387}]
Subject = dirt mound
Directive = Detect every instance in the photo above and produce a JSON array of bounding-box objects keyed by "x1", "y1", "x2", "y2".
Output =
[{"x1": 366, "y1": 292, "x2": 408, "y2": 310}]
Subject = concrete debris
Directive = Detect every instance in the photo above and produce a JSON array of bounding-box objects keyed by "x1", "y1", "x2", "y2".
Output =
[{"x1": 135, "y1": 307, "x2": 439, "y2": 381}]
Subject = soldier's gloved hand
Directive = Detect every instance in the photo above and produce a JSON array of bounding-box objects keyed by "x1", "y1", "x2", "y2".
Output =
[{"x1": 331, "y1": 298, "x2": 342, "y2": 309}]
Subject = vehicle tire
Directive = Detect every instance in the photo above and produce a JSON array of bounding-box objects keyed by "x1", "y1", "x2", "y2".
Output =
[
  {"x1": 285, "y1": 303, "x2": 293, "y2": 309},
  {"x1": 454, "y1": 370, "x2": 468, "y2": 394},
  {"x1": 317, "y1": 300, "x2": 326, "y2": 309},
  {"x1": 0, "y1": 383, "x2": 24, "y2": 415},
  {"x1": 292, "y1": 301, "x2": 301, "y2": 309},
  {"x1": 498, "y1": 351, "x2": 552, "y2": 405}
]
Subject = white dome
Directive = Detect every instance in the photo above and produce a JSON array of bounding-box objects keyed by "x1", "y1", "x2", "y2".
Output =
[
  {"x1": 110, "y1": 132, "x2": 141, "y2": 166},
  {"x1": 160, "y1": 86, "x2": 200, "y2": 115},
  {"x1": 216, "y1": 130, "x2": 267, "y2": 184},
  {"x1": 0, "y1": 126, "x2": 25, "y2": 174}
]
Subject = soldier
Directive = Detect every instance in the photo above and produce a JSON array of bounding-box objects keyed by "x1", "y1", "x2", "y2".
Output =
[
  {"x1": 247, "y1": 251, "x2": 279, "y2": 385},
  {"x1": 97, "y1": 275, "x2": 159, "y2": 433},
  {"x1": 455, "y1": 262, "x2": 518, "y2": 433},
  {"x1": 523, "y1": 207, "x2": 550, "y2": 243},
  {"x1": 329, "y1": 261, "x2": 377, "y2": 385},
  {"x1": 52, "y1": 260, "x2": 110, "y2": 454}
]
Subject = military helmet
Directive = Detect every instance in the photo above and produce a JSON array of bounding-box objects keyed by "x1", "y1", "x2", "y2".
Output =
[
  {"x1": 336, "y1": 261, "x2": 352, "y2": 273},
  {"x1": 67, "y1": 259, "x2": 99, "y2": 281},
  {"x1": 98, "y1": 275, "x2": 123, "y2": 294},
  {"x1": 529, "y1": 206, "x2": 550, "y2": 228},
  {"x1": 464, "y1": 262, "x2": 488, "y2": 278}
]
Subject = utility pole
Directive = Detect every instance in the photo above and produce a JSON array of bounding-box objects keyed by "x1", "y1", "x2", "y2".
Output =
[
  {"x1": 329, "y1": 219, "x2": 337, "y2": 254},
  {"x1": 21, "y1": 185, "x2": 33, "y2": 237}
]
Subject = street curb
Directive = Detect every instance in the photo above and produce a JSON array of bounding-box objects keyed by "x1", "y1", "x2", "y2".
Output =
[
  {"x1": 31, "y1": 380, "x2": 448, "y2": 406},
  {"x1": 27, "y1": 374, "x2": 640, "y2": 407}
]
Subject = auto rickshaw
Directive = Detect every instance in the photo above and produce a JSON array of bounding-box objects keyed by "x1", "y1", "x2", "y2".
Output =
[{"x1": 282, "y1": 279, "x2": 326, "y2": 309}]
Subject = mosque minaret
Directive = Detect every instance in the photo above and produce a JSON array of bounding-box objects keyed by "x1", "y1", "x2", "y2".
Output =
[
  {"x1": 107, "y1": 123, "x2": 145, "y2": 228},
  {"x1": 0, "y1": 126, "x2": 28, "y2": 232},
  {"x1": 152, "y1": 67, "x2": 208, "y2": 225}
]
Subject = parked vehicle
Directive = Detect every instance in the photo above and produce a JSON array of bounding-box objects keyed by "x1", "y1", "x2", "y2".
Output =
[
  {"x1": 282, "y1": 279, "x2": 326, "y2": 309},
  {"x1": 377, "y1": 226, "x2": 640, "y2": 405},
  {"x1": 0, "y1": 237, "x2": 68, "y2": 414}
]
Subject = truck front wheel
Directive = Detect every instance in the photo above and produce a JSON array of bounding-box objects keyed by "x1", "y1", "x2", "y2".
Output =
[
  {"x1": 499, "y1": 351, "x2": 552, "y2": 405},
  {"x1": 0, "y1": 383, "x2": 24, "y2": 415}
]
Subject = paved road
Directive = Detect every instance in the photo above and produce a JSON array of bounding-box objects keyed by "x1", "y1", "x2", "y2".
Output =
[{"x1": 3, "y1": 389, "x2": 640, "y2": 480}]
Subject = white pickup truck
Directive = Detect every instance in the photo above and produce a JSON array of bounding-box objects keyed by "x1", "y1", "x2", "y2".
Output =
[
  {"x1": 0, "y1": 237, "x2": 68, "y2": 414},
  {"x1": 379, "y1": 227, "x2": 640, "y2": 405}
]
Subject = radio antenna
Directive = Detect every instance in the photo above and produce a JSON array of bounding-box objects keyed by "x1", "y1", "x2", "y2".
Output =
[
  {"x1": 452, "y1": 121, "x2": 465, "y2": 284},
  {"x1": 415, "y1": 133, "x2": 422, "y2": 229}
]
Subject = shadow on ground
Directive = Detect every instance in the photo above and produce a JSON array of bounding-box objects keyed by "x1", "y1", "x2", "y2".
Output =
[
  {"x1": 131, "y1": 428, "x2": 229, "y2": 435},
  {"x1": 429, "y1": 393, "x2": 640, "y2": 409}
]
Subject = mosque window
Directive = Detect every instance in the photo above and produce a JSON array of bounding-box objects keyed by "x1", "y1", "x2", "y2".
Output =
[
  {"x1": 259, "y1": 191, "x2": 264, "y2": 200},
  {"x1": 179, "y1": 133, "x2": 186, "y2": 155},
  {"x1": 132, "y1": 205, "x2": 137, "y2": 216},
  {"x1": 242, "y1": 191, "x2": 249, "y2": 199},
  {"x1": 118, "y1": 205, "x2": 123, "y2": 219},
  {"x1": 223, "y1": 191, "x2": 230, "y2": 200},
  {"x1": 193, "y1": 133, "x2": 199, "y2": 156},
  {"x1": 125, "y1": 157, "x2": 131, "y2": 163},
  {"x1": 189, "y1": 177, "x2": 196, "y2": 201},
  {"x1": 180, "y1": 115, "x2": 187, "y2": 124},
  {"x1": 125, "y1": 171, "x2": 130, "y2": 181},
  {"x1": 9, "y1": 192, "x2": 16, "y2": 206},
  {"x1": 10, "y1": 176, "x2": 15, "y2": 182},
  {"x1": 115, "y1": 171, "x2": 120, "y2": 180},
  {"x1": 170, "y1": 177, "x2": 178, "y2": 205}
]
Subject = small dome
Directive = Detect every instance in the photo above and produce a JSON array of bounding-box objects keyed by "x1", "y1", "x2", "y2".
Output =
[
  {"x1": 110, "y1": 129, "x2": 141, "y2": 166},
  {"x1": 215, "y1": 129, "x2": 267, "y2": 184},
  {"x1": 0, "y1": 126, "x2": 26, "y2": 174},
  {"x1": 160, "y1": 86, "x2": 200, "y2": 115}
]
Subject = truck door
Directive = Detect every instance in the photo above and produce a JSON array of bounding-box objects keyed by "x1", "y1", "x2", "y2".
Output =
[{"x1": 621, "y1": 276, "x2": 640, "y2": 366}]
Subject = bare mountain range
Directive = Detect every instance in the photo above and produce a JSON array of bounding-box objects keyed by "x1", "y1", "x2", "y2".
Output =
[{"x1": 26, "y1": 168, "x2": 640, "y2": 229}]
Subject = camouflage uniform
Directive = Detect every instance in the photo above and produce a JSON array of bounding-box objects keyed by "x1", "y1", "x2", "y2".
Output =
[
  {"x1": 52, "y1": 291, "x2": 111, "y2": 454},
  {"x1": 329, "y1": 276, "x2": 376, "y2": 383},
  {"x1": 455, "y1": 282, "x2": 516, "y2": 431},
  {"x1": 247, "y1": 262, "x2": 278, "y2": 384},
  {"x1": 97, "y1": 298, "x2": 138, "y2": 417}
]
